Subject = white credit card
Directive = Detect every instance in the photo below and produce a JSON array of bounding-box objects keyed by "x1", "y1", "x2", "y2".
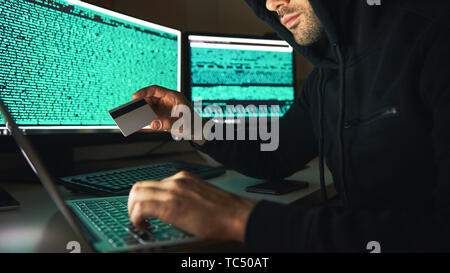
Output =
[{"x1": 108, "y1": 98, "x2": 157, "y2": 137}]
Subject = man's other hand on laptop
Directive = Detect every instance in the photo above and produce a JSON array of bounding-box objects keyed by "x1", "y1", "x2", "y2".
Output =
[{"x1": 128, "y1": 171, "x2": 258, "y2": 242}]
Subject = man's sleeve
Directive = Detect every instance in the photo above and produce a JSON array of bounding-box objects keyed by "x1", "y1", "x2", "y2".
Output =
[
  {"x1": 244, "y1": 19, "x2": 450, "y2": 252},
  {"x1": 194, "y1": 72, "x2": 319, "y2": 180}
]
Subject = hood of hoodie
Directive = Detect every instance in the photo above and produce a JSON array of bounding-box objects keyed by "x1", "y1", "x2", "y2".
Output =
[{"x1": 245, "y1": 0, "x2": 405, "y2": 67}]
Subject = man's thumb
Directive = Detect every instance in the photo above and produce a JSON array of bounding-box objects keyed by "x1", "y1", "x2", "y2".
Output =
[{"x1": 150, "y1": 117, "x2": 179, "y2": 132}]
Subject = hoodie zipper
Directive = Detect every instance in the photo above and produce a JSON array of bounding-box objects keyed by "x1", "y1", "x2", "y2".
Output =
[{"x1": 344, "y1": 107, "x2": 398, "y2": 129}]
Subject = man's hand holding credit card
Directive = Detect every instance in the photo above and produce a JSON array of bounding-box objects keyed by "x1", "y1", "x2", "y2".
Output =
[
  {"x1": 109, "y1": 85, "x2": 205, "y2": 145},
  {"x1": 109, "y1": 98, "x2": 158, "y2": 137}
]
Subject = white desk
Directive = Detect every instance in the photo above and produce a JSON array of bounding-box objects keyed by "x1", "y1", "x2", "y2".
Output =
[{"x1": 0, "y1": 155, "x2": 333, "y2": 253}]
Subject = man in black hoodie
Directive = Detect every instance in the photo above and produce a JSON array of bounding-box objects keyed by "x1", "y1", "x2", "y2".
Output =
[{"x1": 128, "y1": 0, "x2": 450, "y2": 252}]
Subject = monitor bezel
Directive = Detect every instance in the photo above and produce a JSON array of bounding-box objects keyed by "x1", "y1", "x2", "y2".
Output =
[
  {"x1": 0, "y1": 129, "x2": 172, "y2": 153},
  {"x1": 183, "y1": 31, "x2": 297, "y2": 123}
]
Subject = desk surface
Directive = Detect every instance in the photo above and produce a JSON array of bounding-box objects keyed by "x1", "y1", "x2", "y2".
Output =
[{"x1": 0, "y1": 152, "x2": 333, "y2": 253}]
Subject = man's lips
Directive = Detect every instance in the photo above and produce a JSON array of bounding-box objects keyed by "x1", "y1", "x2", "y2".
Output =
[{"x1": 281, "y1": 13, "x2": 301, "y2": 29}]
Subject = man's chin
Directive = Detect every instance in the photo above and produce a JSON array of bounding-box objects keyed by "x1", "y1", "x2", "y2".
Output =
[
  {"x1": 293, "y1": 30, "x2": 325, "y2": 46},
  {"x1": 291, "y1": 29, "x2": 315, "y2": 46},
  {"x1": 294, "y1": 36, "x2": 317, "y2": 46}
]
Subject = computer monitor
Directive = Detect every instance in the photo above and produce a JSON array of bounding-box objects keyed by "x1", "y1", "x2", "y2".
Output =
[
  {"x1": 0, "y1": 0, "x2": 181, "y2": 135},
  {"x1": 186, "y1": 34, "x2": 295, "y2": 121}
]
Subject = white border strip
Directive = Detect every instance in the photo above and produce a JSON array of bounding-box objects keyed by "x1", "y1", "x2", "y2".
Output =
[
  {"x1": 177, "y1": 32, "x2": 181, "y2": 92},
  {"x1": 65, "y1": 0, "x2": 180, "y2": 36},
  {"x1": 191, "y1": 42, "x2": 293, "y2": 52},
  {"x1": 188, "y1": 35, "x2": 290, "y2": 46},
  {"x1": 0, "y1": 126, "x2": 119, "y2": 130}
]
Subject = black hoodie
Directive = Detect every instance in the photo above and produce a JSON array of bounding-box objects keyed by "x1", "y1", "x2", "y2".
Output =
[{"x1": 194, "y1": 0, "x2": 450, "y2": 252}]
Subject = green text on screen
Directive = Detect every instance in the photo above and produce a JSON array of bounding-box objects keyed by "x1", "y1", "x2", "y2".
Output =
[
  {"x1": 0, "y1": 0, "x2": 180, "y2": 126},
  {"x1": 189, "y1": 36, "x2": 295, "y2": 118}
]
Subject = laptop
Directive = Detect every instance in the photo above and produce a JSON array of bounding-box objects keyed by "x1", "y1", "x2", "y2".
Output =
[{"x1": 0, "y1": 99, "x2": 199, "y2": 252}]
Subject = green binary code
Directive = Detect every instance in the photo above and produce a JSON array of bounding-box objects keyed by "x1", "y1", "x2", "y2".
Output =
[
  {"x1": 0, "y1": 0, "x2": 179, "y2": 126},
  {"x1": 190, "y1": 42, "x2": 295, "y2": 118}
]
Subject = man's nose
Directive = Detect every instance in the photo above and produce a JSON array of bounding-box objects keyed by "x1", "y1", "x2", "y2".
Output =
[{"x1": 266, "y1": 0, "x2": 290, "y2": 12}]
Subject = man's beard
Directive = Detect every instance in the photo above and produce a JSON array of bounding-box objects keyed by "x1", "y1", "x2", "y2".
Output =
[{"x1": 277, "y1": 5, "x2": 324, "y2": 46}]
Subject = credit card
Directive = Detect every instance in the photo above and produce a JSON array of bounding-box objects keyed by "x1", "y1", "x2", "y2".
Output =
[{"x1": 108, "y1": 98, "x2": 157, "y2": 137}]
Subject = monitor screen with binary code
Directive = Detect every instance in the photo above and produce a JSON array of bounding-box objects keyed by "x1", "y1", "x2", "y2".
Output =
[
  {"x1": 0, "y1": 0, "x2": 181, "y2": 134},
  {"x1": 187, "y1": 34, "x2": 295, "y2": 120}
]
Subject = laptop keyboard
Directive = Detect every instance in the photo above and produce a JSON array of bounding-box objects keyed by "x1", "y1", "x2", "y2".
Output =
[
  {"x1": 72, "y1": 197, "x2": 192, "y2": 248},
  {"x1": 61, "y1": 161, "x2": 225, "y2": 195}
]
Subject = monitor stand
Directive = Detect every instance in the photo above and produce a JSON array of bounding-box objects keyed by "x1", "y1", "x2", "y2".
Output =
[
  {"x1": 34, "y1": 143, "x2": 74, "y2": 177},
  {"x1": 3, "y1": 143, "x2": 74, "y2": 183}
]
